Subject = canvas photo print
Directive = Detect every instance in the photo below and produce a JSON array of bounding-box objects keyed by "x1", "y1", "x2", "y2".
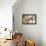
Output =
[{"x1": 22, "y1": 14, "x2": 37, "y2": 24}]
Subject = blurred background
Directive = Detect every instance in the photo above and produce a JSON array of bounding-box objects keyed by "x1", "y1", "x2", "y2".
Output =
[{"x1": 0, "y1": 0, "x2": 46, "y2": 46}]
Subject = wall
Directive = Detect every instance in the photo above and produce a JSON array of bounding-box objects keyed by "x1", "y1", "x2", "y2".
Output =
[
  {"x1": 0, "y1": 0, "x2": 16, "y2": 30},
  {"x1": 13, "y1": 0, "x2": 41, "y2": 46},
  {"x1": 41, "y1": 0, "x2": 46, "y2": 46}
]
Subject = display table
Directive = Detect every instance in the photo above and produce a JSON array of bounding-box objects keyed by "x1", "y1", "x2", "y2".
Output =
[{"x1": 6, "y1": 35, "x2": 12, "y2": 40}]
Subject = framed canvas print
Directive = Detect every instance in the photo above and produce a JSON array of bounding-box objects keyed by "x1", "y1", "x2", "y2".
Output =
[{"x1": 22, "y1": 14, "x2": 37, "y2": 24}]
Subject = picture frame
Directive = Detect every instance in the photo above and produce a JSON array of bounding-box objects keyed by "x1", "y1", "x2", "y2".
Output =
[{"x1": 22, "y1": 14, "x2": 37, "y2": 24}]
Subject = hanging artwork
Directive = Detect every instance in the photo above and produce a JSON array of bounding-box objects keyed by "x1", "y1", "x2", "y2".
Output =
[{"x1": 22, "y1": 14, "x2": 37, "y2": 24}]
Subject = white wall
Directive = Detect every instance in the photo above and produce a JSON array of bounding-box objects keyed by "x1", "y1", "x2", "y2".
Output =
[
  {"x1": 41, "y1": 0, "x2": 46, "y2": 46},
  {"x1": 0, "y1": 0, "x2": 16, "y2": 29},
  {"x1": 13, "y1": 0, "x2": 41, "y2": 46}
]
